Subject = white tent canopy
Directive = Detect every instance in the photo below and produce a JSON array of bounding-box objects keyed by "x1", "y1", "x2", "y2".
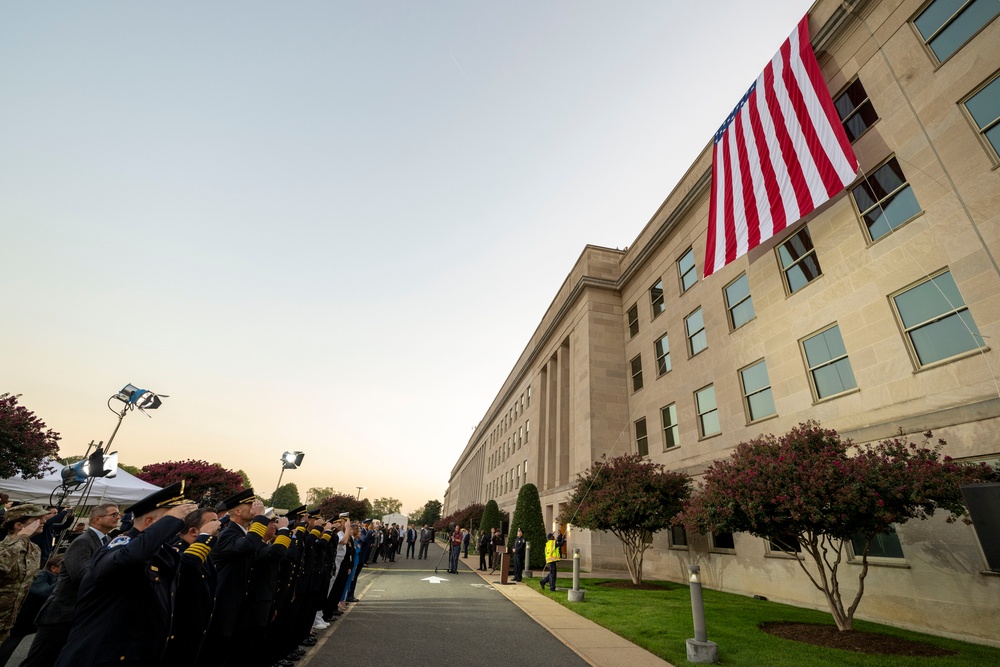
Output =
[{"x1": 0, "y1": 465, "x2": 161, "y2": 507}]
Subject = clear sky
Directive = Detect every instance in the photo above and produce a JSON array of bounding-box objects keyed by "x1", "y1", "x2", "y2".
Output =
[{"x1": 2, "y1": 1, "x2": 813, "y2": 515}]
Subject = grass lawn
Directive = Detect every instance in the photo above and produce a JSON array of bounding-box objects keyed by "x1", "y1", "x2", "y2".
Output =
[{"x1": 538, "y1": 577, "x2": 1000, "y2": 666}]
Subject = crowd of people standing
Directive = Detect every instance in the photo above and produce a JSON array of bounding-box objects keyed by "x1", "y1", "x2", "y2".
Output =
[{"x1": 0, "y1": 484, "x2": 401, "y2": 667}]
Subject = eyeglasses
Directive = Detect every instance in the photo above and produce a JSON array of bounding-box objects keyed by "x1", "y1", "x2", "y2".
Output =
[{"x1": 100, "y1": 512, "x2": 122, "y2": 519}]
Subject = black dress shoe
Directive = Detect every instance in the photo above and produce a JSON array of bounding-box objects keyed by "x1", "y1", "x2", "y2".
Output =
[
  {"x1": 347, "y1": 597, "x2": 360, "y2": 603},
  {"x1": 300, "y1": 637, "x2": 317, "y2": 647}
]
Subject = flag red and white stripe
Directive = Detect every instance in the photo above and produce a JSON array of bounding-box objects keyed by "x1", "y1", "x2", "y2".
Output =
[{"x1": 703, "y1": 16, "x2": 858, "y2": 278}]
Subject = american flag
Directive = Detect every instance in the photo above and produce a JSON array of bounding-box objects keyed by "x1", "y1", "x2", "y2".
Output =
[{"x1": 703, "y1": 16, "x2": 858, "y2": 278}]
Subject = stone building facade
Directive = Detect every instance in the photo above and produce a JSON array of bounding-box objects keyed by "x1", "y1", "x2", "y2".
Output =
[{"x1": 444, "y1": 0, "x2": 1000, "y2": 643}]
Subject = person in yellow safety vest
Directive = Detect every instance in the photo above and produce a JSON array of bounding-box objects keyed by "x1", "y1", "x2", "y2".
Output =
[{"x1": 538, "y1": 532, "x2": 562, "y2": 592}]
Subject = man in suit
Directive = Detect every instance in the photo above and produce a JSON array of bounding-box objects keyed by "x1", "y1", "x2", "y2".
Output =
[
  {"x1": 477, "y1": 530, "x2": 490, "y2": 571},
  {"x1": 417, "y1": 525, "x2": 430, "y2": 560},
  {"x1": 404, "y1": 525, "x2": 416, "y2": 559},
  {"x1": 54, "y1": 483, "x2": 197, "y2": 667},
  {"x1": 21, "y1": 504, "x2": 120, "y2": 667}
]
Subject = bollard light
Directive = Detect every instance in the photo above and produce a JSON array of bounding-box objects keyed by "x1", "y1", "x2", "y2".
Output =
[{"x1": 686, "y1": 564, "x2": 718, "y2": 663}]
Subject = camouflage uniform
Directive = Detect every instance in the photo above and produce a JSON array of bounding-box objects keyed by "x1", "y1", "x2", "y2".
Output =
[{"x1": 0, "y1": 529, "x2": 43, "y2": 642}]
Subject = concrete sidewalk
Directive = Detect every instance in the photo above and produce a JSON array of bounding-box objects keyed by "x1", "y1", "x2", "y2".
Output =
[{"x1": 470, "y1": 559, "x2": 676, "y2": 667}]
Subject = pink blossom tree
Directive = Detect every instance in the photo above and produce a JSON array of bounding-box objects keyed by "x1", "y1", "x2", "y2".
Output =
[
  {"x1": 682, "y1": 421, "x2": 996, "y2": 631},
  {"x1": 137, "y1": 459, "x2": 246, "y2": 503},
  {"x1": 560, "y1": 453, "x2": 692, "y2": 584},
  {"x1": 0, "y1": 393, "x2": 61, "y2": 479}
]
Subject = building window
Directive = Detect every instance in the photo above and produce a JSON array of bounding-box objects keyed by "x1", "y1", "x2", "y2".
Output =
[
  {"x1": 630, "y1": 355, "x2": 644, "y2": 392},
  {"x1": 669, "y1": 525, "x2": 688, "y2": 548},
  {"x1": 963, "y1": 74, "x2": 1000, "y2": 162},
  {"x1": 678, "y1": 248, "x2": 697, "y2": 293},
  {"x1": 518, "y1": 426, "x2": 523, "y2": 449},
  {"x1": 802, "y1": 324, "x2": 857, "y2": 400},
  {"x1": 526, "y1": 420, "x2": 529, "y2": 444},
  {"x1": 654, "y1": 333, "x2": 671, "y2": 376},
  {"x1": 685, "y1": 307, "x2": 707, "y2": 356},
  {"x1": 527, "y1": 385, "x2": 531, "y2": 406},
  {"x1": 661, "y1": 403, "x2": 679, "y2": 450},
  {"x1": 834, "y1": 78, "x2": 878, "y2": 141},
  {"x1": 851, "y1": 157, "x2": 921, "y2": 242},
  {"x1": 516, "y1": 464, "x2": 521, "y2": 488},
  {"x1": 711, "y1": 532, "x2": 735, "y2": 551},
  {"x1": 740, "y1": 359, "x2": 776, "y2": 422},
  {"x1": 650, "y1": 279, "x2": 665, "y2": 318},
  {"x1": 635, "y1": 418, "x2": 649, "y2": 457},
  {"x1": 695, "y1": 385, "x2": 720, "y2": 437},
  {"x1": 892, "y1": 270, "x2": 984, "y2": 366},
  {"x1": 627, "y1": 303, "x2": 639, "y2": 338},
  {"x1": 778, "y1": 227, "x2": 821, "y2": 294},
  {"x1": 851, "y1": 530, "x2": 904, "y2": 559},
  {"x1": 724, "y1": 273, "x2": 755, "y2": 330},
  {"x1": 913, "y1": 0, "x2": 1000, "y2": 63},
  {"x1": 768, "y1": 533, "x2": 802, "y2": 554}
]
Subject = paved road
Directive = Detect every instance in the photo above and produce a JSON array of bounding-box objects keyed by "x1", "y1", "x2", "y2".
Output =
[{"x1": 305, "y1": 542, "x2": 588, "y2": 667}]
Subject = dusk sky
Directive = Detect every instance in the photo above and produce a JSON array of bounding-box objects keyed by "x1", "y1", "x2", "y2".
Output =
[{"x1": 2, "y1": 1, "x2": 812, "y2": 514}]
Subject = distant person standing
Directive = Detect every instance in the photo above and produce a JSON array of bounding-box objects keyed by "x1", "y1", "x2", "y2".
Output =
[
  {"x1": 477, "y1": 531, "x2": 489, "y2": 571},
  {"x1": 405, "y1": 525, "x2": 416, "y2": 559},
  {"x1": 538, "y1": 533, "x2": 560, "y2": 592},
  {"x1": 447, "y1": 526, "x2": 462, "y2": 574},
  {"x1": 512, "y1": 529, "x2": 526, "y2": 582},
  {"x1": 461, "y1": 528, "x2": 470, "y2": 558},
  {"x1": 418, "y1": 525, "x2": 431, "y2": 560}
]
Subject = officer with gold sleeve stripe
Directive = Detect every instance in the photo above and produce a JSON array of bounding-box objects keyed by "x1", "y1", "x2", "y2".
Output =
[{"x1": 53, "y1": 481, "x2": 196, "y2": 667}]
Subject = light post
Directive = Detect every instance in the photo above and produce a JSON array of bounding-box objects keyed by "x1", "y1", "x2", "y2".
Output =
[
  {"x1": 355, "y1": 486, "x2": 365, "y2": 499},
  {"x1": 273, "y1": 451, "x2": 305, "y2": 498}
]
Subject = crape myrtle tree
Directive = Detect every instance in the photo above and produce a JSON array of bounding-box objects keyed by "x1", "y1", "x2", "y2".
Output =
[
  {"x1": 681, "y1": 421, "x2": 997, "y2": 632},
  {"x1": 507, "y1": 483, "x2": 547, "y2": 569},
  {"x1": 316, "y1": 492, "x2": 370, "y2": 519},
  {"x1": 435, "y1": 502, "x2": 484, "y2": 533},
  {"x1": 560, "y1": 453, "x2": 692, "y2": 584},
  {"x1": 0, "y1": 393, "x2": 61, "y2": 479},
  {"x1": 137, "y1": 460, "x2": 245, "y2": 502}
]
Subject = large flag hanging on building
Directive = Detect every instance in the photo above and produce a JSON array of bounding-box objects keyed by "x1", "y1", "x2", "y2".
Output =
[{"x1": 703, "y1": 16, "x2": 858, "y2": 278}]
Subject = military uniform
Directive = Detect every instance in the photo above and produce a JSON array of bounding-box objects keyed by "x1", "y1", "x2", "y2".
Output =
[{"x1": 0, "y1": 504, "x2": 46, "y2": 643}]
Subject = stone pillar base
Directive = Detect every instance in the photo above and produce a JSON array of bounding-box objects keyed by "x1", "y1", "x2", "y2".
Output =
[{"x1": 567, "y1": 589, "x2": 586, "y2": 602}]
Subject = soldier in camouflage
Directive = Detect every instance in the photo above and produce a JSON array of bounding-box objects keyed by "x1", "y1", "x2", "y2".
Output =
[{"x1": 0, "y1": 503, "x2": 47, "y2": 643}]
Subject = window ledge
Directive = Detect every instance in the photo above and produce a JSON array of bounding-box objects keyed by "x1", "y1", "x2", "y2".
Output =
[
  {"x1": 912, "y1": 346, "x2": 990, "y2": 374},
  {"x1": 709, "y1": 548, "x2": 737, "y2": 555},
  {"x1": 729, "y1": 317, "x2": 757, "y2": 334},
  {"x1": 848, "y1": 558, "x2": 910, "y2": 569},
  {"x1": 979, "y1": 570, "x2": 1000, "y2": 577},
  {"x1": 669, "y1": 545, "x2": 690, "y2": 552},
  {"x1": 662, "y1": 445, "x2": 681, "y2": 453},
  {"x1": 698, "y1": 432, "x2": 723, "y2": 442},
  {"x1": 765, "y1": 551, "x2": 803, "y2": 560},
  {"x1": 746, "y1": 414, "x2": 779, "y2": 428},
  {"x1": 811, "y1": 386, "x2": 861, "y2": 406},
  {"x1": 865, "y1": 210, "x2": 924, "y2": 246}
]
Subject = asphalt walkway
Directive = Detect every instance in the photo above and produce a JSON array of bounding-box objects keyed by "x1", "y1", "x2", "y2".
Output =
[{"x1": 297, "y1": 544, "x2": 673, "y2": 667}]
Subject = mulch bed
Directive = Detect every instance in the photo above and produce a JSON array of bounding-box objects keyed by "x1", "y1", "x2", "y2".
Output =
[
  {"x1": 596, "y1": 580, "x2": 674, "y2": 591},
  {"x1": 760, "y1": 622, "x2": 958, "y2": 656}
]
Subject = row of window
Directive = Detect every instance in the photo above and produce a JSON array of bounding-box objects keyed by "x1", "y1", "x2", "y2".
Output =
[
  {"x1": 486, "y1": 459, "x2": 528, "y2": 500},
  {"x1": 632, "y1": 268, "x2": 984, "y2": 453},
  {"x1": 488, "y1": 386, "x2": 532, "y2": 448},
  {"x1": 488, "y1": 421, "x2": 529, "y2": 472},
  {"x1": 667, "y1": 525, "x2": 903, "y2": 560}
]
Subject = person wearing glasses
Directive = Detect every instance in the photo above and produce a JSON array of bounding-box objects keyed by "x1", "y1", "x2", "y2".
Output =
[{"x1": 21, "y1": 504, "x2": 121, "y2": 667}]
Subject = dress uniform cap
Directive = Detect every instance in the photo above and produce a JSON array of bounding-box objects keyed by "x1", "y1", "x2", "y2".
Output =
[
  {"x1": 307, "y1": 508, "x2": 321, "y2": 517},
  {"x1": 2, "y1": 503, "x2": 48, "y2": 526},
  {"x1": 128, "y1": 481, "x2": 187, "y2": 518},
  {"x1": 287, "y1": 505, "x2": 307, "y2": 517},
  {"x1": 221, "y1": 488, "x2": 256, "y2": 511}
]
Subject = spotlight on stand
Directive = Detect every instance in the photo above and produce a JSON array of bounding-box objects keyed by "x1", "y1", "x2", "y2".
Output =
[
  {"x1": 281, "y1": 451, "x2": 305, "y2": 470},
  {"x1": 273, "y1": 451, "x2": 305, "y2": 498},
  {"x1": 59, "y1": 445, "x2": 119, "y2": 487}
]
